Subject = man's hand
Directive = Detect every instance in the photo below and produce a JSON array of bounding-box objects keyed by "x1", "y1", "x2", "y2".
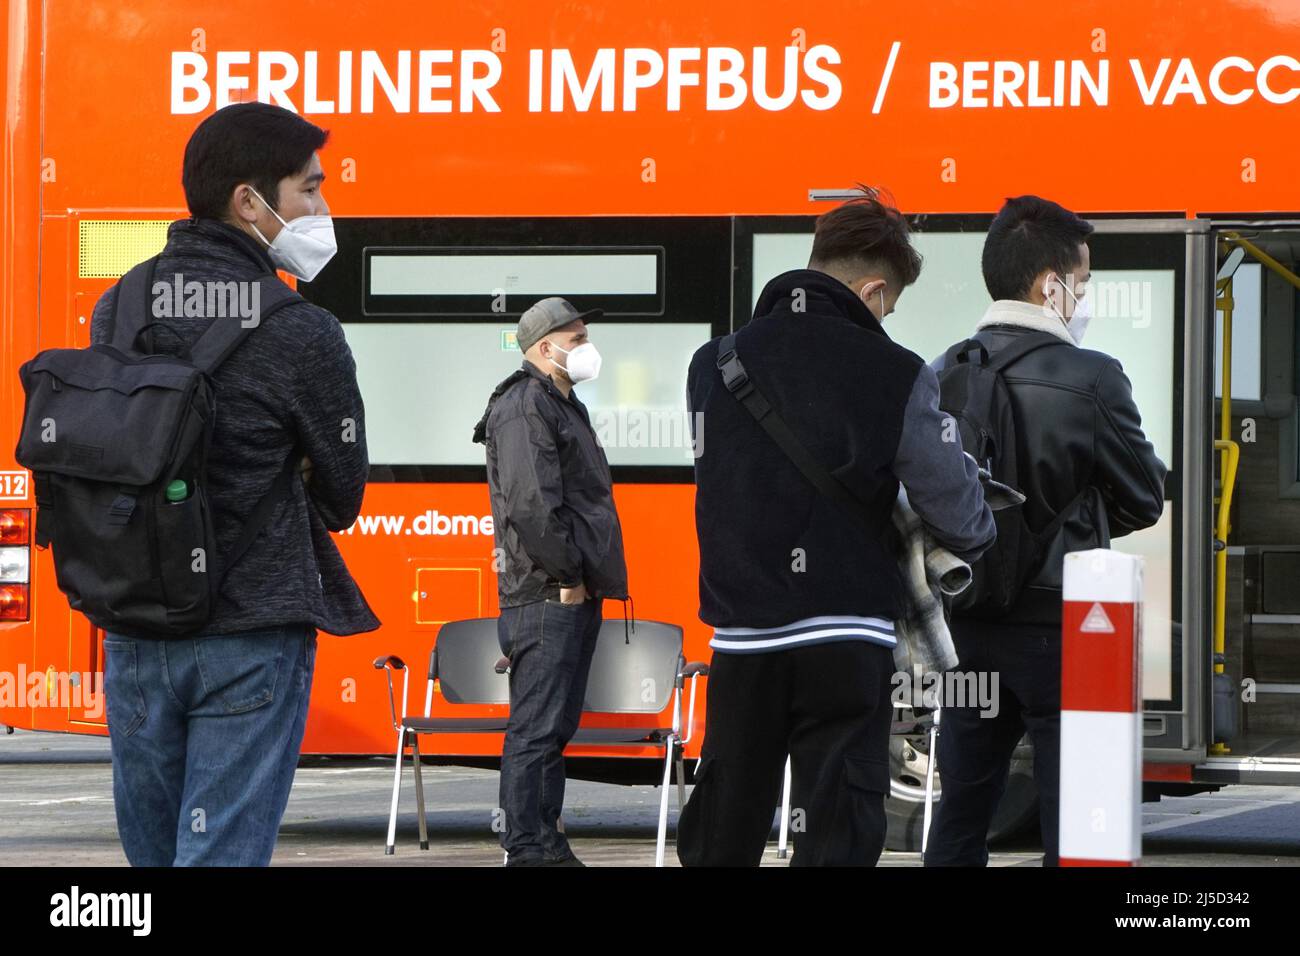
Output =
[
  {"x1": 559, "y1": 583, "x2": 588, "y2": 605},
  {"x1": 299, "y1": 455, "x2": 314, "y2": 486}
]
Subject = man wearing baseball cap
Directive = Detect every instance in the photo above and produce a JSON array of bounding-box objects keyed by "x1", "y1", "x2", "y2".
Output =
[{"x1": 472, "y1": 297, "x2": 629, "y2": 866}]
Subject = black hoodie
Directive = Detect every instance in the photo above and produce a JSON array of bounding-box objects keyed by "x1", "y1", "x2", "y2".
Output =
[{"x1": 687, "y1": 268, "x2": 993, "y2": 631}]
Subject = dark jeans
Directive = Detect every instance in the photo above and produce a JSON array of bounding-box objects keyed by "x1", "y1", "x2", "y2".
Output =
[
  {"x1": 497, "y1": 597, "x2": 602, "y2": 864},
  {"x1": 924, "y1": 618, "x2": 1062, "y2": 867},
  {"x1": 677, "y1": 641, "x2": 896, "y2": 867},
  {"x1": 102, "y1": 623, "x2": 317, "y2": 866}
]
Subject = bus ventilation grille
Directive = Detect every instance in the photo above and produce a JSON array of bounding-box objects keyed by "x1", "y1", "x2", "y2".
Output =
[{"x1": 78, "y1": 220, "x2": 171, "y2": 279}]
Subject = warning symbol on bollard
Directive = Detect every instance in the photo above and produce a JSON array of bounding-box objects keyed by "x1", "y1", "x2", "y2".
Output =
[{"x1": 1080, "y1": 602, "x2": 1115, "y2": 633}]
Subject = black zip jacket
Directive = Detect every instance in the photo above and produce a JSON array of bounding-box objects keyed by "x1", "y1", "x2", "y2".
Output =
[{"x1": 473, "y1": 361, "x2": 629, "y2": 607}]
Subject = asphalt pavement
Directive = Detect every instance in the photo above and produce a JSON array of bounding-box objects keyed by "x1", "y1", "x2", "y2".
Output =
[{"x1": 2, "y1": 729, "x2": 1299, "y2": 867}]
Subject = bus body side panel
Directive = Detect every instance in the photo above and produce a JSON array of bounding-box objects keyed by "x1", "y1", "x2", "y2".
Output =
[
  {"x1": 0, "y1": 0, "x2": 43, "y2": 734},
  {"x1": 14, "y1": 0, "x2": 1300, "y2": 761},
  {"x1": 34, "y1": 1, "x2": 1300, "y2": 220},
  {"x1": 301, "y1": 483, "x2": 705, "y2": 757}
]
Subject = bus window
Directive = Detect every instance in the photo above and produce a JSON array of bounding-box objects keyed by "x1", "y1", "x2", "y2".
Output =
[
  {"x1": 1214, "y1": 262, "x2": 1262, "y2": 402},
  {"x1": 342, "y1": 320, "x2": 710, "y2": 467},
  {"x1": 302, "y1": 215, "x2": 731, "y2": 477}
]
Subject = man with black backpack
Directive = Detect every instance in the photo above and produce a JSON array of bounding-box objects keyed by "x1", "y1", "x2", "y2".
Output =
[
  {"x1": 678, "y1": 188, "x2": 995, "y2": 866},
  {"x1": 17, "y1": 103, "x2": 378, "y2": 866},
  {"x1": 924, "y1": 195, "x2": 1167, "y2": 867}
]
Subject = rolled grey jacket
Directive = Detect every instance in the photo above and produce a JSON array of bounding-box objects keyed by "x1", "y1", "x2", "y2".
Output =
[{"x1": 472, "y1": 360, "x2": 629, "y2": 607}]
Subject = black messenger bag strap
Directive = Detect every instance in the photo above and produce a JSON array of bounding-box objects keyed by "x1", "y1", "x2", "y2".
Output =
[{"x1": 716, "y1": 333, "x2": 885, "y2": 539}]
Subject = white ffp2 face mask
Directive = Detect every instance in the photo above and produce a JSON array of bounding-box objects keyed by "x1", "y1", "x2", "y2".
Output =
[
  {"x1": 1046, "y1": 274, "x2": 1091, "y2": 344},
  {"x1": 546, "y1": 340, "x2": 602, "y2": 383},
  {"x1": 248, "y1": 187, "x2": 338, "y2": 282},
  {"x1": 1066, "y1": 291, "x2": 1092, "y2": 343}
]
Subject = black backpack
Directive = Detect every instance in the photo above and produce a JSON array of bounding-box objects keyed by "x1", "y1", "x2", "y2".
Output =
[
  {"x1": 14, "y1": 255, "x2": 304, "y2": 637},
  {"x1": 936, "y1": 332, "x2": 1085, "y2": 618}
]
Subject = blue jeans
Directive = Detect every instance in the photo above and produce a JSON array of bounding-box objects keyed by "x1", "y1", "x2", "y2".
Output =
[
  {"x1": 497, "y1": 597, "x2": 601, "y2": 864},
  {"x1": 102, "y1": 624, "x2": 317, "y2": 867}
]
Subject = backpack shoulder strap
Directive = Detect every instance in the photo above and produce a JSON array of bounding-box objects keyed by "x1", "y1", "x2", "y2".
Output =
[
  {"x1": 982, "y1": 331, "x2": 1090, "y2": 556},
  {"x1": 216, "y1": 453, "x2": 299, "y2": 592},
  {"x1": 190, "y1": 275, "x2": 305, "y2": 590},
  {"x1": 716, "y1": 333, "x2": 884, "y2": 539},
  {"x1": 188, "y1": 274, "x2": 306, "y2": 374},
  {"x1": 985, "y1": 331, "x2": 1069, "y2": 373},
  {"x1": 109, "y1": 256, "x2": 162, "y2": 353},
  {"x1": 941, "y1": 338, "x2": 989, "y2": 370},
  {"x1": 1032, "y1": 485, "x2": 1090, "y2": 547}
]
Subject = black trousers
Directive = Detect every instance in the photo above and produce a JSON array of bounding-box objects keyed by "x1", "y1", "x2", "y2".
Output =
[
  {"x1": 923, "y1": 617, "x2": 1062, "y2": 867},
  {"x1": 677, "y1": 640, "x2": 895, "y2": 867}
]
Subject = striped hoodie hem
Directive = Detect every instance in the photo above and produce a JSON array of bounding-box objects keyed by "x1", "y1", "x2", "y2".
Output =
[{"x1": 709, "y1": 614, "x2": 897, "y2": 654}]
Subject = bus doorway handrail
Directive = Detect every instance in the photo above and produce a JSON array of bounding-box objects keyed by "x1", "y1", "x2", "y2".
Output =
[
  {"x1": 1212, "y1": 438, "x2": 1239, "y2": 756},
  {"x1": 1211, "y1": 240, "x2": 1242, "y2": 756},
  {"x1": 1208, "y1": 233, "x2": 1299, "y2": 754},
  {"x1": 1212, "y1": 440, "x2": 1239, "y2": 664},
  {"x1": 1222, "y1": 232, "x2": 1300, "y2": 294}
]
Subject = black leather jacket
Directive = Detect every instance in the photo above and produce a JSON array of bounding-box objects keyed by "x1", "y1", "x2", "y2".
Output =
[{"x1": 935, "y1": 320, "x2": 1168, "y2": 625}]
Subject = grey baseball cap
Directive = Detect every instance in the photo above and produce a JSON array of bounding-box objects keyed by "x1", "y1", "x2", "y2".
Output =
[{"x1": 516, "y1": 297, "x2": 601, "y2": 354}]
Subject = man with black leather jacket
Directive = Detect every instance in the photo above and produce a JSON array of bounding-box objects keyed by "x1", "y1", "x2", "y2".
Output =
[{"x1": 924, "y1": 195, "x2": 1168, "y2": 867}]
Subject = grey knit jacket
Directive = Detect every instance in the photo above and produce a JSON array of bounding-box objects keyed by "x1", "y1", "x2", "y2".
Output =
[{"x1": 89, "y1": 217, "x2": 380, "y2": 638}]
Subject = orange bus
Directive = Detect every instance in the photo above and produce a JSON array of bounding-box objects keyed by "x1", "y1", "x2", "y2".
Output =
[{"x1": 4, "y1": 0, "x2": 1300, "y2": 849}]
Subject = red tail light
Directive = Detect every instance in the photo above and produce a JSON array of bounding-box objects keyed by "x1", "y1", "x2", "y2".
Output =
[
  {"x1": 0, "y1": 584, "x2": 29, "y2": 621},
  {"x1": 0, "y1": 509, "x2": 29, "y2": 546}
]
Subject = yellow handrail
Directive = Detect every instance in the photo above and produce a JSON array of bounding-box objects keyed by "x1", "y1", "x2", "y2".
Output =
[
  {"x1": 1211, "y1": 252, "x2": 1239, "y2": 755},
  {"x1": 1211, "y1": 438, "x2": 1238, "y2": 756},
  {"x1": 1212, "y1": 439, "x2": 1239, "y2": 674},
  {"x1": 1223, "y1": 232, "x2": 1300, "y2": 293}
]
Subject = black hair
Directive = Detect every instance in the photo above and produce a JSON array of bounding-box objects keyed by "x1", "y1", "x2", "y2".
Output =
[
  {"x1": 808, "y1": 184, "x2": 923, "y2": 288},
  {"x1": 982, "y1": 195, "x2": 1094, "y2": 301},
  {"x1": 181, "y1": 102, "x2": 329, "y2": 220}
]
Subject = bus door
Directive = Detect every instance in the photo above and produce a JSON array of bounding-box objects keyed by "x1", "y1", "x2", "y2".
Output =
[
  {"x1": 298, "y1": 215, "x2": 730, "y2": 761},
  {"x1": 1195, "y1": 221, "x2": 1300, "y2": 785},
  {"x1": 732, "y1": 211, "x2": 1205, "y2": 843}
]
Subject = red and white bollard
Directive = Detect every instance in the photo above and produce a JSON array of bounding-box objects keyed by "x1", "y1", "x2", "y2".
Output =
[{"x1": 1059, "y1": 548, "x2": 1143, "y2": 867}]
